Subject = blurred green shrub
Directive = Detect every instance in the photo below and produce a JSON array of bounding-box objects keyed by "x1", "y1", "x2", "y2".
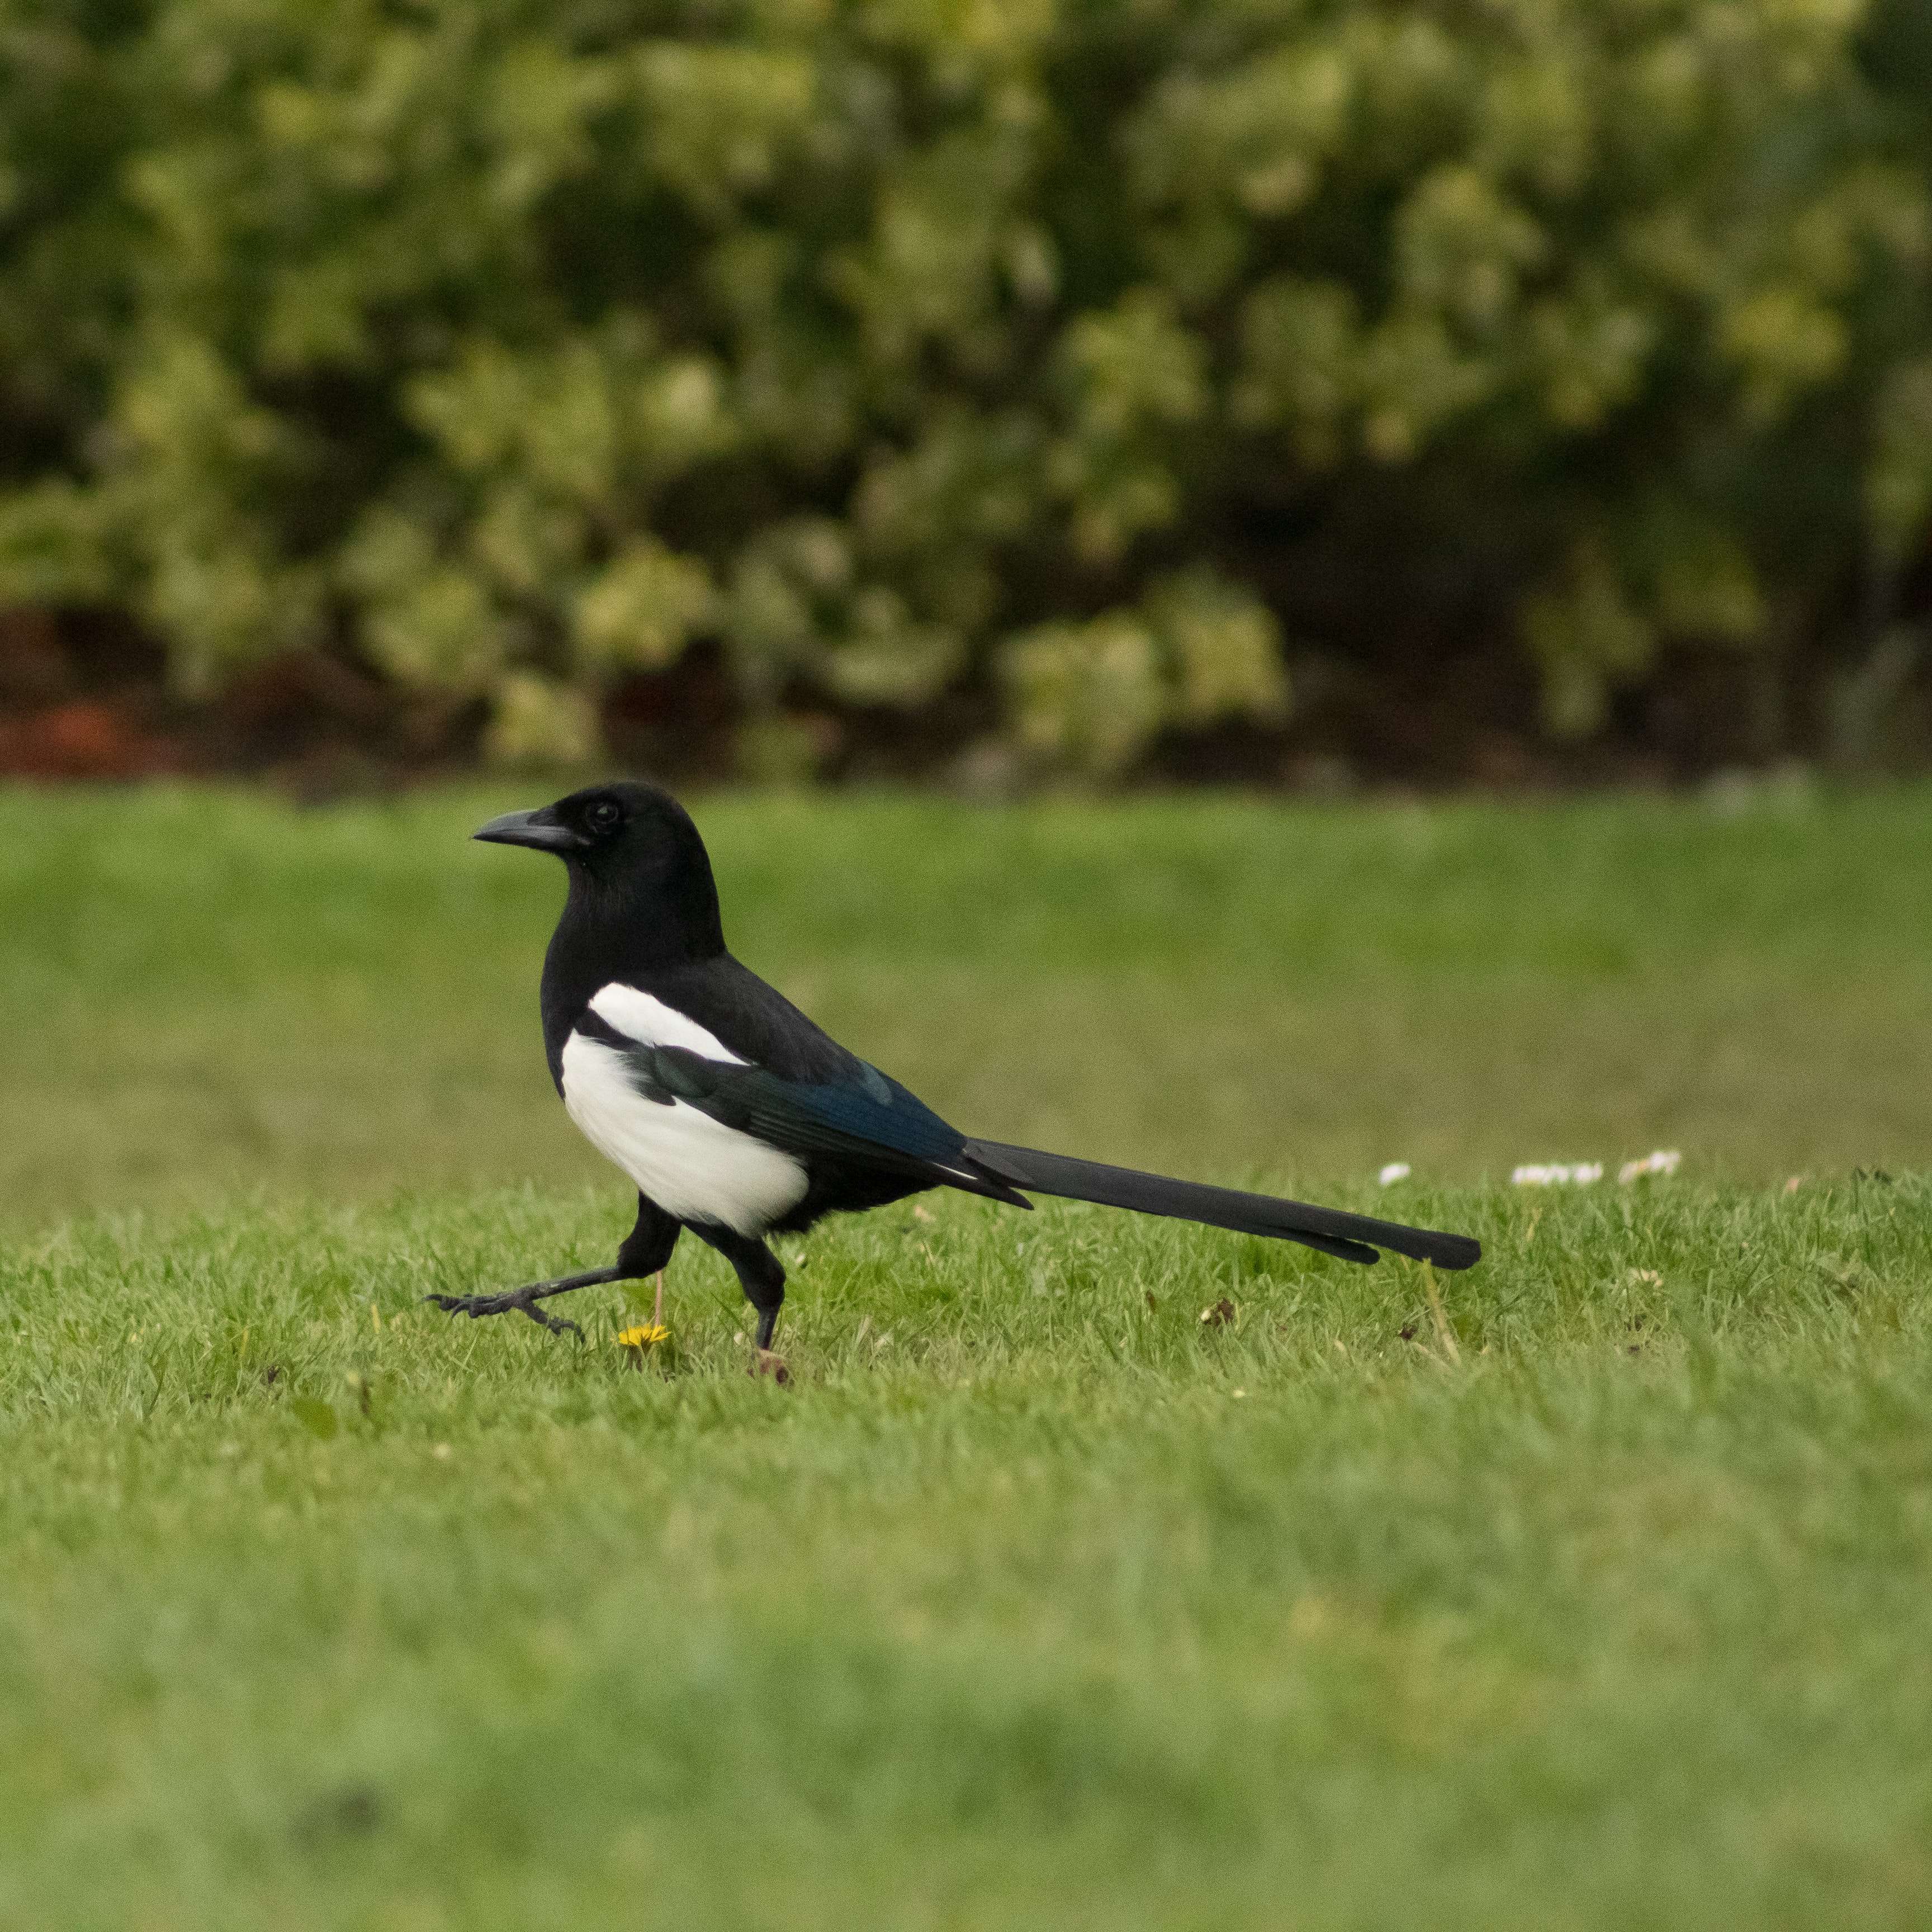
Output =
[{"x1": 1, "y1": 0, "x2": 1927, "y2": 773}]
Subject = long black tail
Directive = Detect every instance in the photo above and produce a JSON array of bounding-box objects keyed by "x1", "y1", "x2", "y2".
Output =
[{"x1": 960, "y1": 1140, "x2": 1480, "y2": 1271}]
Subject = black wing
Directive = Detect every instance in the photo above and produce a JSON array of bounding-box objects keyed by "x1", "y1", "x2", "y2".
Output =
[
  {"x1": 637, "y1": 956, "x2": 869, "y2": 1083},
  {"x1": 602, "y1": 1032, "x2": 1033, "y2": 1208}
]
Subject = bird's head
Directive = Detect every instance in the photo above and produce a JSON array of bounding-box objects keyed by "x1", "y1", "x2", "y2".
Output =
[
  {"x1": 475, "y1": 782, "x2": 724, "y2": 956},
  {"x1": 475, "y1": 780, "x2": 695, "y2": 865}
]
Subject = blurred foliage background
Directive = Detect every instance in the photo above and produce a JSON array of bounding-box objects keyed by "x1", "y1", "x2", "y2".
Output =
[{"x1": 3, "y1": 0, "x2": 1932, "y2": 785}]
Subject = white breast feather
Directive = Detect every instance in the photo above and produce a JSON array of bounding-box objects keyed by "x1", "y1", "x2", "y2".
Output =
[
  {"x1": 588, "y1": 983, "x2": 745, "y2": 1062},
  {"x1": 560, "y1": 1031, "x2": 807, "y2": 1236}
]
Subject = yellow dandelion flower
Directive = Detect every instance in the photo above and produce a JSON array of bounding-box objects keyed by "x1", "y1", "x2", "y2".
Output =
[{"x1": 617, "y1": 1324, "x2": 671, "y2": 1349}]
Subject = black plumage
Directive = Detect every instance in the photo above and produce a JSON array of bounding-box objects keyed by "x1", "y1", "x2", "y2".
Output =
[{"x1": 430, "y1": 782, "x2": 1479, "y2": 1361}]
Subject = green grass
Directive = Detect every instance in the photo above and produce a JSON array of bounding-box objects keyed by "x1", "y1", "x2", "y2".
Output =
[{"x1": 3, "y1": 781, "x2": 1932, "y2": 1928}]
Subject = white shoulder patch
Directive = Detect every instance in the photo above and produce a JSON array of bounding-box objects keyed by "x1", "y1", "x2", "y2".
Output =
[{"x1": 589, "y1": 982, "x2": 745, "y2": 1064}]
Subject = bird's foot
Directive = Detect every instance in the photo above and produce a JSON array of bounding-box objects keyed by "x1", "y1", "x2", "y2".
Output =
[
  {"x1": 425, "y1": 1285, "x2": 584, "y2": 1338},
  {"x1": 752, "y1": 1348, "x2": 790, "y2": 1386}
]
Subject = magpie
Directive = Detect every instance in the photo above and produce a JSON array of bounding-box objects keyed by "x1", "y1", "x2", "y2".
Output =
[{"x1": 430, "y1": 782, "x2": 1480, "y2": 1369}]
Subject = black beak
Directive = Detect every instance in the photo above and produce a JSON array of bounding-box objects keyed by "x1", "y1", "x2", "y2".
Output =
[{"x1": 472, "y1": 807, "x2": 589, "y2": 854}]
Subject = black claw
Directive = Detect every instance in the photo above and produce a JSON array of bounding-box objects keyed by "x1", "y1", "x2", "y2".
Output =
[
  {"x1": 518, "y1": 1301, "x2": 584, "y2": 1338},
  {"x1": 426, "y1": 1289, "x2": 520, "y2": 1318},
  {"x1": 424, "y1": 1290, "x2": 583, "y2": 1339}
]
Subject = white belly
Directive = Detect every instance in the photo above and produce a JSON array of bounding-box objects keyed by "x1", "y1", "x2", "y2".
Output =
[{"x1": 560, "y1": 1031, "x2": 808, "y2": 1236}]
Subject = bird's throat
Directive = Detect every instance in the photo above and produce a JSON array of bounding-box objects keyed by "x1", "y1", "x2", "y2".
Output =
[{"x1": 538, "y1": 863, "x2": 726, "y2": 1088}]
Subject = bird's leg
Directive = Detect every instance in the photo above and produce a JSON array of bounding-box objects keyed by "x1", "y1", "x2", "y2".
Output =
[
  {"x1": 652, "y1": 1271, "x2": 665, "y2": 1330},
  {"x1": 751, "y1": 1305, "x2": 788, "y2": 1383},
  {"x1": 688, "y1": 1225, "x2": 790, "y2": 1384},
  {"x1": 753, "y1": 1303, "x2": 780, "y2": 1352},
  {"x1": 428, "y1": 1194, "x2": 684, "y2": 1343},
  {"x1": 425, "y1": 1267, "x2": 619, "y2": 1337}
]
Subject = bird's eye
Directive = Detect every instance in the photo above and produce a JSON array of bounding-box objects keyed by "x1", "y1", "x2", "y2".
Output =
[{"x1": 586, "y1": 801, "x2": 622, "y2": 832}]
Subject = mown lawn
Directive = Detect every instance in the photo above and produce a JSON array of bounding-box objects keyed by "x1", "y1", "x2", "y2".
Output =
[{"x1": 3, "y1": 780, "x2": 1931, "y2": 1930}]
